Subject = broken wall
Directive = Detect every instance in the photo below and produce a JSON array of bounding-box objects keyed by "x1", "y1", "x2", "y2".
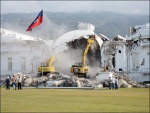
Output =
[{"x1": 101, "y1": 40, "x2": 127, "y2": 72}]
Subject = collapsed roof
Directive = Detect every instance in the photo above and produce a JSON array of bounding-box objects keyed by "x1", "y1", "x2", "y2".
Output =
[
  {"x1": 53, "y1": 22, "x2": 103, "y2": 52},
  {"x1": 1, "y1": 28, "x2": 42, "y2": 42},
  {"x1": 127, "y1": 23, "x2": 149, "y2": 40}
]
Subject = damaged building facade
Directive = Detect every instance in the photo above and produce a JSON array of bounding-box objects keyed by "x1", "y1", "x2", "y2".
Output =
[
  {"x1": 100, "y1": 34, "x2": 127, "y2": 72},
  {"x1": 100, "y1": 23, "x2": 149, "y2": 82},
  {"x1": 54, "y1": 22, "x2": 149, "y2": 83},
  {"x1": 1, "y1": 23, "x2": 149, "y2": 83},
  {"x1": 0, "y1": 28, "x2": 53, "y2": 78},
  {"x1": 126, "y1": 23, "x2": 150, "y2": 82}
]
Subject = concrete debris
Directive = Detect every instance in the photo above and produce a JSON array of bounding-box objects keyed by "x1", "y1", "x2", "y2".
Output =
[
  {"x1": 118, "y1": 79, "x2": 132, "y2": 88},
  {"x1": 113, "y1": 73, "x2": 144, "y2": 88},
  {"x1": 24, "y1": 77, "x2": 33, "y2": 87},
  {"x1": 48, "y1": 80, "x2": 66, "y2": 87},
  {"x1": 1, "y1": 71, "x2": 145, "y2": 88},
  {"x1": 145, "y1": 84, "x2": 150, "y2": 88},
  {"x1": 98, "y1": 72, "x2": 146, "y2": 88}
]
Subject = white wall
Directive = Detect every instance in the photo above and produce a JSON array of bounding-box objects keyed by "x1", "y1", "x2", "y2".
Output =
[
  {"x1": 1, "y1": 47, "x2": 46, "y2": 76},
  {"x1": 1, "y1": 52, "x2": 30, "y2": 75},
  {"x1": 128, "y1": 45, "x2": 149, "y2": 73},
  {"x1": 115, "y1": 45, "x2": 126, "y2": 72},
  {"x1": 126, "y1": 43, "x2": 150, "y2": 82},
  {"x1": 128, "y1": 73, "x2": 149, "y2": 82},
  {"x1": 139, "y1": 46, "x2": 150, "y2": 73}
]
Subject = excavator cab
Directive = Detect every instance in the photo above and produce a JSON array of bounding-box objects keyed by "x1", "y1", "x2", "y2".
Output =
[
  {"x1": 38, "y1": 57, "x2": 57, "y2": 76},
  {"x1": 71, "y1": 65, "x2": 89, "y2": 78}
]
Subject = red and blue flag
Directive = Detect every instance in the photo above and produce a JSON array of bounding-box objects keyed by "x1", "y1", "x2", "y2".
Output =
[{"x1": 26, "y1": 10, "x2": 43, "y2": 31}]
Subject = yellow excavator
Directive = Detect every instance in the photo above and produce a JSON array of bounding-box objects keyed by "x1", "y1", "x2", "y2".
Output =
[
  {"x1": 70, "y1": 35, "x2": 96, "y2": 78},
  {"x1": 38, "y1": 57, "x2": 58, "y2": 76}
]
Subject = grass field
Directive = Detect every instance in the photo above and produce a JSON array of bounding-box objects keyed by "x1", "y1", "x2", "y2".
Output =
[{"x1": 1, "y1": 87, "x2": 149, "y2": 112}]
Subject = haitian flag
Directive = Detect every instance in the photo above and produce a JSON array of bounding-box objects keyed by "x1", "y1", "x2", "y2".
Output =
[{"x1": 26, "y1": 10, "x2": 43, "y2": 31}]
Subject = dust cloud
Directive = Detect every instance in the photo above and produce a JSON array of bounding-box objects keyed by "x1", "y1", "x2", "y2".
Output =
[
  {"x1": 51, "y1": 37, "x2": 101, "y2": 77},
  {"x1": 1, "y1": 13, "x2": 70, "y2": 40}
]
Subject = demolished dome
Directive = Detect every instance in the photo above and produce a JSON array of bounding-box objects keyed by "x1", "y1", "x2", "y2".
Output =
[
  {"x1": 51, "y1": 22, "x2": 103, "y2": 75},
  {"x1": 53, "y1": 29, "x2": 95, "y2": 52},
  {"x1": 52, "y1": 29, "x2": 103, "y2": 76}
]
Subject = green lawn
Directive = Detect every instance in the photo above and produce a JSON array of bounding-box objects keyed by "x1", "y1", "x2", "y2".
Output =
[{"x1": 1, "y1": 87, "x2": 149, "y2": 112}]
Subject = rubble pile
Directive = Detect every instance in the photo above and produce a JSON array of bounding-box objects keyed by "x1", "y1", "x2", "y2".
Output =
[
  {"x1": 96, "y1": 72, "x2": 147, "y2": 88},
  {"x1": 101, "y1": 72, "x2": 144, "y2": 88},
  {"x1": 4, "y1": 72, "x2": 147, "y2": 88},
  {"x1": 7, "y1": 72, "x2": 103, "y2": 87}
]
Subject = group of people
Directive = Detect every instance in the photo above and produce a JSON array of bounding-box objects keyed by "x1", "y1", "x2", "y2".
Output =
[
  {"x1": 5, "y1": 75, "x2": 22, "y2": 90},
  {"x1": 109, "y1": 76, "x2": 118, "y2": 90}
]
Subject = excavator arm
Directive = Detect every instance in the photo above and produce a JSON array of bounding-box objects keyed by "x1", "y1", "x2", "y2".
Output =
[
  {"x1": 82, "y1": 37, "x2": 95, "y2": 66},
  {"x1": 71, "y1": 35, "x2": 96, "y2": 78},
  {"x1": 48, "y1": 57, "x2": 56, "y2": 67}
]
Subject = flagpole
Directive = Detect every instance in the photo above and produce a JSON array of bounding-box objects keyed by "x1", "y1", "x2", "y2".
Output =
[
  {"x1": 42, "y1": 43, "x2": 43, "y2": 77},
  {"x1": 26, "y1": 9, "x2": 43, "y2": 76}
]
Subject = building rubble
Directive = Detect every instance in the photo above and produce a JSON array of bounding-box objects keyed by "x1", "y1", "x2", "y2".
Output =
[{"x1": 2, "y1": 71, "x2": 147, "y2": 88}]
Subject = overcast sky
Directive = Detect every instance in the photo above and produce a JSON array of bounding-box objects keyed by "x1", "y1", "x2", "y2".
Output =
[{"x1": 1, "y1": 1, "x2": 149, "y2": 15}]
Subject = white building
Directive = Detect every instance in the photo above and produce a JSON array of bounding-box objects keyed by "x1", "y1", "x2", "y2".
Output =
[
  {"x1": 1, "y1": 23, "x2": 149, "y2": 82},
  {"x1": 1, "y1": 28, "x2": 53, "y2": 78},
  {"x1": 1, "y1": 22, "x2": 103, "y2": 77},
  {"x1": 100, "y1": 34, "x2": 127, "y2": 72},
  {"x1": 101, "y1": 23, "x2": 149, "y2": 82},
  {"x1": 126, "y1": 23, "x2": 150, "y2": 82}
]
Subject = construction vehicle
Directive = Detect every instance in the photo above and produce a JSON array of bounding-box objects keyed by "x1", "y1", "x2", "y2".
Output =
[
  {"x1": 70, "y1": 35, "x2": 96, "y2": 78},
  {"x1": 38, "y1": 57, "x2": 58, "y2": 76}
]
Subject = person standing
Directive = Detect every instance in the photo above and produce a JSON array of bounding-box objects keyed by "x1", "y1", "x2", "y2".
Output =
[
  {"x1": 109, "y1": 77, "x2": 112, "y2": 90},
  {"x1": 112, "y1": 77, "x2": 115, "y2": 89},
  {"x1": 5, "y1": 77, "x2": 10, "y2": 90},
  {"x1": 17, "y1": 76, "x2": 22, "y2": 90},
  {"x1": 11, "y1": 75, "x2": 17, "y2": 90},
  {"x1": 115, "y1": 77, "x2": 119, "y2": 90},
  {"x1": 36, "y1": 80, "x2": 39, "y2": 88}
]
